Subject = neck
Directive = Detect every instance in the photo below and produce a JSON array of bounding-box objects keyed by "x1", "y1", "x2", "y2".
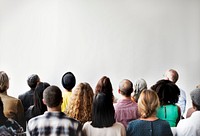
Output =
[
  {"x1": 47, "y1": 106, "x2": 61, "y2": 112},
  {"x1": 120, "y1": 95, "x2": 131, "y2": 100},
  {"x1": 1, "y1": 91, "x2": 7, "y2": 95},
  {"x1": 140, "y1": 114, "x2": 158, "y2": 121},
  {"x1": 140, "y1": 116, "x2": 158, "y2": 121}
]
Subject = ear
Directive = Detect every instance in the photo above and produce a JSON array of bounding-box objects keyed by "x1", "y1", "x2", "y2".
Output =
[
  {"x1": 60, "y1": 97, "x2": 63, "y2": 104},
  {"x1": 42, "y1": 99, "x2": 46, "y2": 105},
  {"x1": 192, "y1": 102, "x2": 197, "y2": 111},
  {"x1": 118, "y1": 89, "x2": 121, "y2": 94}
]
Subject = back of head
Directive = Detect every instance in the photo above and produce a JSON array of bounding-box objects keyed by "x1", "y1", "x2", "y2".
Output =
[
  {"x1": 34, "y1": 82, "x2": 50, "y2": 114},
  {"x1": 61, "y1": 72, "x2": 76, "y2": 91},
  {"x1": 190, "y1": 88, "x2": 200, "y2": 110},
  {"x1": 27, "y1": 74, "x2": 40, "y2": 89},
  {"x1": 151, "y1": 79, "x2": 180, "y2": 105},
  {"x1": 66, "y1": 82, "x2": 94, "y2": 124},
  {"x1": 164, "y1": 69, "x2": 179, "y2": 83},
  {"x1": 119, "y1": 79, "x2": 133, "y2": 97},
  {"x1": 133, "y1": 78, "x2": 147, "y2": 102},
  {"x1": 95, "y1": 76, "x2": 113, "y2": 99},
  {"x1": 91, "y1": 92, "x2": 115, "y2": 128},
  {"x1": 0, "y1": 71, "x2": 9, "y2": 93},
  {"x1": 138, "y1": 89, "x2": 160, "y2": 118},
  {"x1": 43, "y1": 85, "x2": 62, "y2": 108}
]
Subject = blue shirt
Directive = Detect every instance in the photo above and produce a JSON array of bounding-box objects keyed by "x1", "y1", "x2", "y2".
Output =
[
  {"x1": 176, "y1": 88, "x2": 186, "y2": 116},
  {"x1": 127, "y1": 119, "x2": 173, "y2": 136}
]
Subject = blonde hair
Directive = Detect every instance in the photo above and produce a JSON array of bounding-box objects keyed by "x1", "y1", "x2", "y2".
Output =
[
  {"x1": 138, "y1": 89, "x2": 160, "y2": 118},
  {"x1": 0, "y1": 71, "x2": 9, "y2": 93},
  {"x1": 65, "y1": 82, "x2": 94, "y2": 124}
]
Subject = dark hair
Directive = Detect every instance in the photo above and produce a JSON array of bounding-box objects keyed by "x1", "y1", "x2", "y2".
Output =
[
  {"x1": 61, "y1": 72, "x2": 76, "y2": 91},
  {"x1": 27, "y1": 74, "x2": 40, "y2": 89},
  {"x1": 119, "y1": 79, "x2": 133, "y2": 97},
  {"x1": 33, "y1": 82, "x2": 50, "y2": 115},
  {"x1": 43, "y1": 85, "x2": 62, "y2": 108},
  {"x1": 151, "y1": 79, "x2": 180, "y2": 105},
  {"x1": 0, "y1": 71, "x2": 9, "y2": 93},
  {"x1": 91, "y1": 92, "x2": 115, "y2": 128},
  {"x1": 95, "y1": 76, "x2": 113, "y2": 100},
  {"x1": 0, "y1": 97, "x2": 7, "y2": 124}
]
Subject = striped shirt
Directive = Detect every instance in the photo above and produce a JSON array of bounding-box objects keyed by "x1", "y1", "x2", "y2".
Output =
[{"x1": 27, "y1": 111, "x2": 83, "y2": 136}]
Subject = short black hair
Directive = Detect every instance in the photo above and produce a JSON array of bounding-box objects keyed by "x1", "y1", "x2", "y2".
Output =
[
  {"x1": 27, "y1": 74, "x2": 40, "y2": 89},
  {"x1": 151, "y1": 79, "x2": 180, "y2": 105},
  {"x1": 43, "y1": 85, "x2": 62, "y2": 108},
  {"x1": 61, "y1": 72, "x2": 76, "y2": 91},
  {"x1": 91, "y1": 92, "x2": 115, "y2": 128}
]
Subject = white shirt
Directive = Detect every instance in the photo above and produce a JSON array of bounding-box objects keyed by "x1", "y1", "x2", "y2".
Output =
[
  {"x1": 176, "y1": 111, "x2": 200, "y2": 136},
  {"x1": 82, "y1": 122, "x2": 126, "y2": 136}
]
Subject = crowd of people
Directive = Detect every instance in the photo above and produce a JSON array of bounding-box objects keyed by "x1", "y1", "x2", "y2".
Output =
[{"x1": 0, "y1": 69, "x2": 200, "y2": 136}]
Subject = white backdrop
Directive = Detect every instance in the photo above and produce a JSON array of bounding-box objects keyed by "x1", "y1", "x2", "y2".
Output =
[{"x1": 0, "y1": 0, "x2": 200, "y2": 112}]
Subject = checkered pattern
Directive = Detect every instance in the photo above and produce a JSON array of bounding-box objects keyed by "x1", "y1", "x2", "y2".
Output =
[{"x1": 27, "y1": 111, "x2": 83, "y2": 136}]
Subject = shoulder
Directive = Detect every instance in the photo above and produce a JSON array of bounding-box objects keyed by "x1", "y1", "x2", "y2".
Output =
[
  {"x1": 18, "y1": 90, "x2": 33, "y2": 98},
  {"x1": 113, "y1": 122, "x2": 125, "y2": 130},
  {"x1": 127, "y1": 119, "x2": 141, "y2": 127},
  {"x1": 3, "y1": 95, "x2": 21, "y2": 103},
  {"x1": 156, "y1": 119, "x2": 170, "y2": 124},
  {"x1": 154, "y1": 119, "x2": 171, "y2": 129},
  {"x1": 62, "y1": 91, "x2": 72, "y2": 96},
  {"x1": 179, "y1": 88, "x2": 186, "y2": 96},
  {"x1": 83, "y1": 121, "x2": 92, "y2": 128}
]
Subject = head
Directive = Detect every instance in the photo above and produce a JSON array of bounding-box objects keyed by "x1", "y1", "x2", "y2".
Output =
[
  {"x1": 190, "y1": 88, "x2": 200, "y2": 111},
  {"x1": 196, "y1": 84, "x2": 200, "y2": 89},
  {"x1": 66, "y1": 82, "x2": 94, "y2": 124},
  {"x1": 164, "y1": 69, "x2": 179, "y2": 83},
  {"x1": 151, "y1": 79, "x2": 180, "y2": 105},
  {"x1": 27, "y1": 74, "x2": 40, "y2": 89},
  {"x1": 43, "y1": 85, "x2": 62, "y2": 109},
  {"x1": 91, "y1": 92, "x2": 115, "y2": 128},
  {"x1": 61, "y1": 72, "x2": 76, "y2": 91},
  {"x1": 119, "y1": 79, "x2": 133, "y2": 97},
  {"x1": 0, "y1": 71, "x2": 9, "y2": 93},
  {"x1": 95, "y1": 76, "x2": 113, "y2": 100},
  {"x1": 132, "y1": 78, "x2": 147, "y2": 102},
  {"x1": 138, "y1": 89, "x2": 160, "y2": 118},
  {"x1": 34, "y1": 82, "x2": 50, "y2": 114}
]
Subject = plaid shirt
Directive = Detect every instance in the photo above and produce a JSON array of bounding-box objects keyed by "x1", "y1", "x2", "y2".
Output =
[{"x1": 27, "y1": 111, "x2": 83, "y2": 136}]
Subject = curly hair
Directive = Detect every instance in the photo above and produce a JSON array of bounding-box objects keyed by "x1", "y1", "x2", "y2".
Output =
[
  {"x1": 151, "y1": 79, "x2": 180, "y2": 105},
  {"x1": 65, "y1": 82, "x2": 94, "y2": 124}
]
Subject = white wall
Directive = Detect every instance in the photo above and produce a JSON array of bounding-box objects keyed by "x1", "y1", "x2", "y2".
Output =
[{"x1": 0, "y1": 0, "x2": 200, "y2": 112}]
